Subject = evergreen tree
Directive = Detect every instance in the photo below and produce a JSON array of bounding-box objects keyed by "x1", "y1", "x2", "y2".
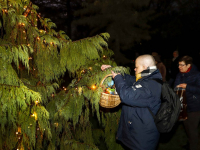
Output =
[
  {"x1": 31, "y1": 0, "x2": 84, "y2": 38},
  {"x1": 73, "y1": 0, "x2": 154, "y2": 64},
  {"x1": 0, "y1": 0, "x2": 129, "y2": 149}
]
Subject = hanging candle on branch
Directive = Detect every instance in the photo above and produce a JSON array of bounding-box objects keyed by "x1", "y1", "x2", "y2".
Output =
[{"x1": 23, "y1": 2, "x2": 32, "y2": 17}]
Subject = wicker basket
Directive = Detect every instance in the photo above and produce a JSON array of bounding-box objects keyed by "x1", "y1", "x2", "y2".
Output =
[{"x1": 99, "y1": 74, "x2": 121, "y2": 108}]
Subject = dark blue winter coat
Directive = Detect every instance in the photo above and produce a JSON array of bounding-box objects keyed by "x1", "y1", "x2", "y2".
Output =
[
  {"x1": 174, "y1": 66, "x2": 200, "y2": 112},
  {"x1": 113, "y1": 69, "x2": 162, "y2": 150}
]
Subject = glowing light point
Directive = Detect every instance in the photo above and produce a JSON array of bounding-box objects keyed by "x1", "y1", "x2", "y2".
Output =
[
  {"x1": 35, "y1": 100, "x2": 39, "y2": 104},
  {"x1": 91, "y1": 85, "x2": 97, "y2": 90},
  {"x1": 31, "y1": 112, "x2": 37, "y2": 120},
  {"x1": 54, "y1": 123, "x2": 59, "y2": 127}
]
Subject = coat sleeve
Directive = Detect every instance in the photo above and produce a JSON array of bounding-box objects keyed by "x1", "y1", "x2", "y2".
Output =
[
  {"x1": 114, "y1": 75, "x2": 154, "y2": 107},
  {"x1": 123, "y1": 74, "x2": 136, "y2": 86},
  {"x1": 186, "y1": 73, "x2": 200, "y2": 94}
]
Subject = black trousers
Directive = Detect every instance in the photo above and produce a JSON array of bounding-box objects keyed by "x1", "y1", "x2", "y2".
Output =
[{"x1": 183, "y1": 111, "x2": 200, "y2": 150}]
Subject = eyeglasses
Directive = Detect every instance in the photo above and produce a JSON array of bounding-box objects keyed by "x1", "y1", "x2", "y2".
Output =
[{"x1": 178, "y1": 64, "x2": 186, "y2": 67}]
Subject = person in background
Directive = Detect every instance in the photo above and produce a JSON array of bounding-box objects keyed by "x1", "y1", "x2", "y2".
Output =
[
  {"x1": 153, "y1": 55, "x2": 166, "y2": 82},
  {"x1": 168, "y1": 50, "x2": 180, "y2": 86},
  {"x1": 174, "y1": 56, "x2": 200, "y2": 150},
  {"x1": 152, "y1": 52, "x2": 159, "y2": 57},
  {"x1": 101, "y1": 55, "x2": 162, "y2": 150}
]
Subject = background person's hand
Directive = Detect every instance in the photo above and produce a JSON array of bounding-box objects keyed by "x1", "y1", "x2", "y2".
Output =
[
  {"x1": 101, "y1": 65, "x2": 112, "y2": 71},
  {"x1": 177, "y1": 83, "x2": 187, "y2": 89}
]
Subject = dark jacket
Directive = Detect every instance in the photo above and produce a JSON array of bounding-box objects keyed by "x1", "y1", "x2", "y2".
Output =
[
  {"x1": 174, "y1": 66, "x2": 200, "y2": 112},
  {"x1": 157, "y1": 62, "x2": 166, "y2": 82},
  {"x1": 114, "y1": 70, "x2": 162, "y2": 150}
]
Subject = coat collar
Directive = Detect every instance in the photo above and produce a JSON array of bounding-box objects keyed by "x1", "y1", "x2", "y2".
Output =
[
  {"x1": 135, "y1": 69, "x2": 162, "y2": 83},
  {"x1": 180, "y1": 66, "x2": 196, "y2": 77}
]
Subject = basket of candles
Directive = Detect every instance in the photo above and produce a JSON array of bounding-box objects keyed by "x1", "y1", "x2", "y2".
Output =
[{"x1": 99, "y1": 74, "x2": 121, "y2": 108}]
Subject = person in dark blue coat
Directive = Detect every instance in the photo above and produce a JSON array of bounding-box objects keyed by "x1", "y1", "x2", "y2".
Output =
[
  {"x1": 101, "y1": 54, "x2": 162, "y2": 150},
  {"x1": 174, "y1": 56, "x2": 200, "y2": 150}
]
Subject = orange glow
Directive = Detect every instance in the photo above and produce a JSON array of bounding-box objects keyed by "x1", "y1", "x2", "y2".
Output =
[
  {"x1": 91, "y1": 85, "x2": 97, "y2": 90},
  {"x1": 31, "y1": 112, "x2": 37, "y2": 120}
]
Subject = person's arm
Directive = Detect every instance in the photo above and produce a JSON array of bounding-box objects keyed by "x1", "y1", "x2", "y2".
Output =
[
  {"x1": 111, "y1": 70, "x2": 135, "y2": 86},
  {"x1": 113, "y1": 75, "x2": 156, "y2": 107},
  {"x1": 186, "y1": 73, "x2": 200, "y2": 94},
  {"x1": 159, "y1": 64, "x2": 166, "y2": 81},
  {"x1": 123, "y1": 74, "x2": 136, "y2": 86}
]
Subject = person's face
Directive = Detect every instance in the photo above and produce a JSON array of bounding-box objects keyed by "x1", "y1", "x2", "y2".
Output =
[
  {"x1": 178, "y1": 61, "x2": 191, "y2": 72},
  {"x1": 173, "y1": 52, "x2": 178, "y2": 58},
  {"x1": 134, "y1": 59, "x2": 146, "y2": 75}
]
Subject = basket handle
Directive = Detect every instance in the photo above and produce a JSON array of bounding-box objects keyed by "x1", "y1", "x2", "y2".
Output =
[{"x1": 100, "y1": 74, "x2": 113, "y2": 88}]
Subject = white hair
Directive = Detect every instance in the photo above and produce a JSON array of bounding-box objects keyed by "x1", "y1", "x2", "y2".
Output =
[{"x1": 136, "y1": 54, "x2": 156, "y2": 67}]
